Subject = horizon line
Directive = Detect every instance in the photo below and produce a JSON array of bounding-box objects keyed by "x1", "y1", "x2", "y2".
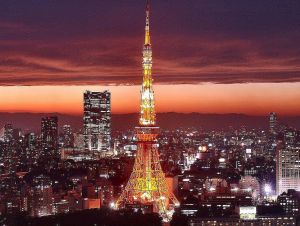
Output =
[{"x1": 1, "y1": 111, "x2": 299, "y2": 117}]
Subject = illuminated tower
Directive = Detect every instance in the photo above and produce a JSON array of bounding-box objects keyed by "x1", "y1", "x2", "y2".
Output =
[{"x1": 117, "y1": 1, "x2": 179, "y2": 221}]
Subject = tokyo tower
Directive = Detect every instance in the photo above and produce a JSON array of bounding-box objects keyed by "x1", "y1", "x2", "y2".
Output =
[{"x1": 116, "y1": 0, "x2": 179, "y2": 221}]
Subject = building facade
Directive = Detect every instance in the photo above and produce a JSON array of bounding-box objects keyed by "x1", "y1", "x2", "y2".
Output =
[
  {"x1": 269, "y1": 112, "x2": 277, "y2": 135},
  {"x1": 83, "y1": 90, "x2": 111, "y2": 158},
  {"x1": 4, "y1": 123, "x2": 13, "y2": 142},
  {"x1": 41, "y1": 116, "x2": 58, "y2": 157},
  {"x1": 28, "y1": 175, "x2": 53, "y2": 217},
  {"x1": 62, "y1": 124, "x2": 73, "y2": 148},
  {"x1": 276, "y1": 143, "x2": 300, "y2": 195}
]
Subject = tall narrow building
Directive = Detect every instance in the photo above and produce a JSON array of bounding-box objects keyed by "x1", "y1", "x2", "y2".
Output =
[
  {"x1": 3, "y1": 124, "x2": 13, "y2": 143},
  {"x1": 117, "y1": 1, "x2": 179, "y2": 221},
  {"x1": 276, "y1": 130, "x2": 300, "y2": 195},
  {"x1": 62, "y1": 125, "x2": 73, "y2": 148},
  {"x1": 83, "y1": 90, "x2": 111, "y2": 158},
  {"x1": 269, "y1": 112, "x2": 277, "y2": 135},
  {"x1": 276, "y1": 128, "x2": 300, "y2": 195},
  {"x1": 41, "y1": 116, "x2": 58, "y2": 156},
  {"x1": 28, "y1": 174, "x2": 53, "y2": 217},
  {"x1": 276, "y1": 145, "x2": 300, "y2": 195}
]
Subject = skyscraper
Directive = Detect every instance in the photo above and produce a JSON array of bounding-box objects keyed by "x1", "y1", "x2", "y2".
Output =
[
  {"x1": 28, "y1": 174, "x2": 53, "y2": 217},
  {"x1": 1, "y1": 124, "x2": 15, "y2": 173},
  {"x1": 62, "y1": 125, "x2": 73, "y2": 148},
  {"x1": 269, "y1": 112, "x2": 277, "y2": 135},
  {"x1": 276, "y1": 134, "x2": 300, "y2": 195},
  {"x1": 83, "y1": 90, "x2": 111, "y2": 158},
  {"x1": 117, "y1": 1, "x2": 179, "y2": 221},
  {"x1": 25, "y1": 132, "x2": 36, "y2": 151},
  {"x1": 4, "y1": 124, "x2": 13, "y2": 143},
  {"x1": 24, "y1": 132, "x2": 37, "y2": 164},
  {"x1": 41, "y1": 116, "x2": 58, "y2": 156}
]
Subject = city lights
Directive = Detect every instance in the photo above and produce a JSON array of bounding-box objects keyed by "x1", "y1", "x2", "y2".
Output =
[{"x1": 0, "y1": 0, "x2": 299, "y2": 225}]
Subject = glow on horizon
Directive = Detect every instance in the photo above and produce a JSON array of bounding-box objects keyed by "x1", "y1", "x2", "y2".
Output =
[{"x1": 0, "y1": 83, "x2": 300, "y2": 116}]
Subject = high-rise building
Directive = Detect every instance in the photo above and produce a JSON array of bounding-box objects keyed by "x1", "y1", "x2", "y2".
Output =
[
  {"x1": 41, "y1": 116, "x2": 58, "y2": 156},
  {"x1": 269, "y1": 112, "x2": 277, "y2": 135},
  {"x1": 24, "y1": 132, "x2": 37, "y2": 164},
  {"x1": 83, "y1": 90, "x2": 111, "y2": 158},
  {"x1": 284, "y1": 128, "x2": 297, "y2": 146},
  {"x1": 25, "y1": 132, "x2": 36, "y2": 150},
  {"x1": 4, "y1": 124, "x2": 13, "y2": 142},
  {"x1": 28, "y1": 174, "x2": 53, "y2": 217},
  {"x1": 276, "y1": 141, "x2": 300, "y2": 195},
  {"x1": 117, "y1": 1, "x2": 179, "y2": 222},
  {"x1": 62, "y1": 125, "x2": 73, "y2": 148}
]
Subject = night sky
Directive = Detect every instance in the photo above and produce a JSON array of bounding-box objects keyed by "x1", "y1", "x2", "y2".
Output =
[{"x1": 0, "y1": 0, "x2": 300, "y2": 115}]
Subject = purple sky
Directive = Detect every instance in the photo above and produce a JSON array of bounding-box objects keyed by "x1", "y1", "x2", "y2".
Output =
[{"x1": 0, "y1": 0, "x2": 299, "y2": 85}]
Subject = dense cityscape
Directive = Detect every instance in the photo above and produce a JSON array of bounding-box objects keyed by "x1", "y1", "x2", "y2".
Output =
[
  {"x1": 1, "y1": 0, "x2": 300, "y2": 226},
  {"x1": 1, "y1": 97, "x2": 300, "y2": 225}
]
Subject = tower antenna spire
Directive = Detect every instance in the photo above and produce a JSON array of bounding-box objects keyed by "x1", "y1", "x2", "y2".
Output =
[{"x1": 145, "y1": 0, "x2": 151, "y2": 45}]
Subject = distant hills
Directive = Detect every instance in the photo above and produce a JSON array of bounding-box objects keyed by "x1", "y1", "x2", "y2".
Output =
[{"x1": 0, "y1": 112, "x2": 299, "y2": 133}]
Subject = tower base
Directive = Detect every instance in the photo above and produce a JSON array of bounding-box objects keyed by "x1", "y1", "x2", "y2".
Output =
[{"x1": 117, "y1": 126, "x2": 179, "y2": 222}]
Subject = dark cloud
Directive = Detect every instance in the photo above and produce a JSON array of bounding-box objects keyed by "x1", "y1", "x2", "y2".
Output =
[{"x1": 0, "y1": 0, "x2": 299, "y2": 86}]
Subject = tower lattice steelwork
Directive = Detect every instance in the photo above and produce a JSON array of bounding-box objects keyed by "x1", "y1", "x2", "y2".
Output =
[{"x1": 116, "y1": 0, "x2": 179, "y2": 221}]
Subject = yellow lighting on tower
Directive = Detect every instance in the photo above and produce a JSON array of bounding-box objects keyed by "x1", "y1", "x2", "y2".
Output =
[
  {"x1": 139, "y1": 0, "x2": 155, "y2": 127},
  {"x1": 116, "y1": 0, "x2": 179, "y2": 222}
]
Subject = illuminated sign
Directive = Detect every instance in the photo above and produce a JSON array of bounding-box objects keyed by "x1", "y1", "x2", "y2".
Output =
[{"x1": 239, "y1": 206, "x2": 257, "y2": 220}]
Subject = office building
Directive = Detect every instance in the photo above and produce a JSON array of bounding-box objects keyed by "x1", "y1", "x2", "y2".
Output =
[
  {"x1": 276, "y1": 144, "x2": 300, "y2": 195},
  {"x1": 4, "y1": 124, "x2": 13, "y2": 142},
  {"x1": 62, "y1": 125, "x2": 73, "y2": 148},
  {"x1": 269, "y1": 112, "x2": 277, "y2": 135},
  {"x1": 28, "y1": 175, "x2": 53, "y2": 217},
  {"x1": 41, "y1": 116, "x2": 58, "y2": 156},
  {"x1": 83, "y1": 90, "x2": 111, "y2": 158}
]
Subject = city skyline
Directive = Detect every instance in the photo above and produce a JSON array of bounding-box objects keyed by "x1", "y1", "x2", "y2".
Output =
[
  {"x1": 0, "y1": 0, "x2": 300, "y2": 116},
  {"x1": 1, "y1": 1, "x2": 300, "y2": 225}
]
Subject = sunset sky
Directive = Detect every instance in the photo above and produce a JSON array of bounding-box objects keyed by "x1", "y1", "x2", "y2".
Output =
[{"x1": 0, "y1": 0, "x2": 300, "y2": 115}]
